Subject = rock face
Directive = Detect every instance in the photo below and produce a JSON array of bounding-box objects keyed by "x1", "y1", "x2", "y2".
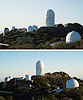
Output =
[{"x1": 37, "y1": 23, "x2": 83, "y2": 38}]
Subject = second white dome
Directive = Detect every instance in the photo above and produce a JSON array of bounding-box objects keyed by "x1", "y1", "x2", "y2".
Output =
[
  {"x1": 66, "y1": 79, "x2": 79, "y2": 89},
  {"x1": 28, "y1": 26, "x2": 33, "y2": 32},
  {"x1": 66, "y1": 31, "x2": 81, "y2": 43}
]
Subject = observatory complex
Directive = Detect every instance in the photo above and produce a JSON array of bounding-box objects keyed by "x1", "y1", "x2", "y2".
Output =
[
  {"x1": 3, "y1": 60, "x2": 80, "y2": 94},
  {"x1": 36, "y1": 60, "x2": 45, "y2": 75},
  {"x1": 2, "y1": 9, "x2": 82, "y2": 45}
]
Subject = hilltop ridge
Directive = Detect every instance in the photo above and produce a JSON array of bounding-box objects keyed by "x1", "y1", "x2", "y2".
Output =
[
  {"x1": 0, "y1": 23, "x2": 83, "y2": 49},
  {"x1": 0, "y1": 71, "x2": 83, "y2": 100}
]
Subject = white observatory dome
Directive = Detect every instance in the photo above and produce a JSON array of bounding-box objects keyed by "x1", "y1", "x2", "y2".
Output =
[
  {"x1": 36, "y1": 60, "x2": 45, "y2": 75},
  {"x1": 9, "y1": 76, "x2": 13, "y2": 80},
  {"x1": 66, "y1": 31, "x2": 81, "y2": 43},
  {"x1": 66, "y1": 79, "x2": 79, "y2": 89},
  {"x1": 45, "y1": 9, "x2": 55, "y2": 27},
  {"x1": 3, "y1": 28, "x2": 9, "y2": 36},
  {"x1": 12, "y1": 26, "x2": 16, "y2": 30},
  {"x1": 4, "y1": 77, "x2": 10, "y2": 82},
  {"x1": 28, "y1": 26, "x2": 33, "y2": 32},
  {"x1": 4, "y1": 28, "x2": 9, "y2": 33},
  {"x1": 33, "y1": 25, "x2": 38, "y2": 31}
]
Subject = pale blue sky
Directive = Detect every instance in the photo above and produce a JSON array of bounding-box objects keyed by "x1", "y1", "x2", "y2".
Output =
[
  {"x1": 0, "y1": 0, "x2": 83, "y2": 33},
  {"x1": 0, "y1": 51, "x2": 83, "y2": 81}
]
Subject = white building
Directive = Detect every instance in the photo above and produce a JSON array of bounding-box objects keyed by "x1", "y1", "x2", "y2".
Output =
[
  {"x1": 25, "y1": 75, "x2": 31, "y2": 81},
  {"x1": 4, "y1": 77, "x2": 10, "y2": 83},
  {"x1": 22, "y1": 28, "x2": 27, "y2": 32},
  {"x1": 4, "y1": 76, "x2": 13, "y2": 85},
  {"x1": 4, "y1": 28, "x2": 9, "y2": 33},
  {"x1": 66, "y1": 79, "x2": 79, "y2": 89},
  {"x1": 33, "y1": 25, "x2": 38, "y2": 31},
  {"x1": 16, "y1": 77, "x2": 24, "y2": 80},
  {"x1": 8, "y1": 76, "x2": 13, "y2": 80},
  {"x1": 66, "y1": 31, "x2": 81, "y2": 43},
  {"x1": 45, "y1": 9, "x2": 55, "y2": 27},
  {"x1": 36, "y1": 60, "x2": 45, "y2": 75},
  {"x1": 3, "y1": 28, "x2": 9, "y2": 36},
  {"x1": 12, "y1": 26, "x2": 16, "y2": 30},
  {"x1": 28, "y1": 26, "x2": 33, "y2": 32}
]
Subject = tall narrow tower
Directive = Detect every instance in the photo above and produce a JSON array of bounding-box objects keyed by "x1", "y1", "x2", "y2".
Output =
[
  {"x1": 36, "y1": 60, "x2": 45, "y2": 75},
  {"x1": 45, "y1": 9, "x2": 55, "y2": 27}
]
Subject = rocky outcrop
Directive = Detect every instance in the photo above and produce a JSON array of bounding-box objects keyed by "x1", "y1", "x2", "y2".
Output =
[
  {"x1": 37, "y1": 23, "x2": 83, "y2": 38},
  {"x1": 32, "y1": 71, "x2": 71, "y2": 88},
  {"x1": 32, "y1": 71, "x2": 83, "y2": 88}
]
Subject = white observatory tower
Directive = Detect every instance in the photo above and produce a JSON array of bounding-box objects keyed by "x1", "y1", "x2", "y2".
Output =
[
  {"x1": 25, "y1": 75, "x2": 31, "y2": 81},
  {"x1": 45, "y1": 9, "x2": 55, "y2": 27},
  {"x1": 36, "y1": 60, "x2": 45, "y2": 75}
]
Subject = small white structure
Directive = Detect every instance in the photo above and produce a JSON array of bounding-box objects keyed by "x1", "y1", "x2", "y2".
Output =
[
  {"x1": 50, "y1": 42, "x2": 56, "y2": 47},
  {"x1": 8, "y1": 76, "x2": 13, "y2": 80},
  {"x1": 48, "y1": 89, "x2": 64, "y2": 93},
  {"x1": 3, "y1": 28, "x2": 9, "y2": 36},
  {"x1": 66, "y1": 79, "x2": 79, "y2": 89},
  {"x1": 12, "y1": 26, "x2": 16, "y2": 30},
  {"x1": 28, "y1": 26, "x2": 33, "y2": 32},
  {"x1": 4, "y1": 77, "x2": 8, "y2": 85},
  {"x1": 4, "y1": 77, "x2": 10, "y2": 82},
  {"x1": 25, "y1": 75, "x2": 31, "y2": 81},
  {"x1": 45, "y1": 9, "x2": 55, "y2": 27},
  {"x1": 4, "y1": 28, "x2": 9, "y2": 33},
  {"x1": 22, "y1": 28, "x2": 27, "y2": 32},
  {"x1": 33, "y1": 25, "x2": 38, "y2": 31},
  {"x1": 16, "y1": 77, "x2": 24, "y2": 80},
  {"x1": 0, "y1": 43, "x2": 9, "y2": 46},
  {"x1": 4, "y1": 76, "x2": 13, "y2": 85},
  {"x1": 36, "y1": 60, "x2": 45, "y2": 75},
  {"x1": 66, "y1": 31, "x2": 81, "y2": 43}
]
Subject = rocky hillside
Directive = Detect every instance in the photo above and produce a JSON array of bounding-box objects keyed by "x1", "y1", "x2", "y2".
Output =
[
  {"x1": 32, "y1": 72, "x2": 83, "y2": 88},
  {"x1": 0, "y1": 23, "x2": 83, "y2": 49},
  {"x1": 37, "y1": 23, "x2": 83, "y2": 38},
  {"x1": 0, "y1": 71, "x2": 83, "y2": 100}
]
